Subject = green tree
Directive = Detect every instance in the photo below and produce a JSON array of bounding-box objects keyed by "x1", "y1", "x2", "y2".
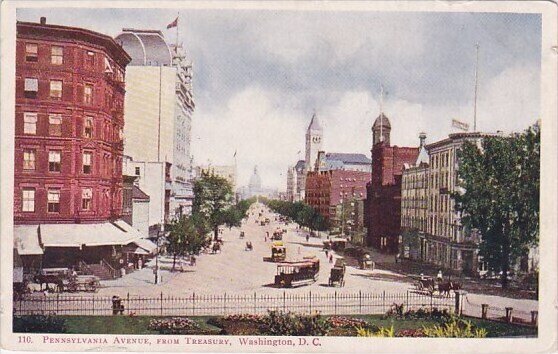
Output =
[
  {"x1": 454, "y1": 126, "x2": 539, "y2": 288},
  {"x1": 193, "y1": 173, "x2": 235, "y2": 240},
  {"x1": 166, "y1": 214, "x2": 211, "y2": 271}
]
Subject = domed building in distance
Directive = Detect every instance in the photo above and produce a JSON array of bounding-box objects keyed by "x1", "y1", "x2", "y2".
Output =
[{"x1": 239, "y1": 165, "x2": 277, "y2": 200}]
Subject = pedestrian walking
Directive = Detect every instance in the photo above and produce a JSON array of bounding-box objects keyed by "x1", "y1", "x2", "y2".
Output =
[
  {"x1": 329, "y1": 254, "x2": 333, "y2": 263},
  {"x1": 325, "y1": 249, "x2": 329, "y2": 258},
  {"x1": 436, "y1": 270, "x2": 443, "y2": 282},
  {"x1": 306, "y1": 234, "x2": 310, "y2": 243}
]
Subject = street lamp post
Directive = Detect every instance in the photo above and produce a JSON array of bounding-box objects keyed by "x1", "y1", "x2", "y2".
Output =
[{"x1": 154, "y1": 227, "x2": 163, "y2": 284}]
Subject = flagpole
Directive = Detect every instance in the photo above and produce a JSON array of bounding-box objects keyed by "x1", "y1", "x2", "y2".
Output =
[
  {"x1": 176, "y1": 12, "x2": 180, "y2": 53},
  {"x1": 473, "y1": 43, "x2": 480, "y2": 132}
]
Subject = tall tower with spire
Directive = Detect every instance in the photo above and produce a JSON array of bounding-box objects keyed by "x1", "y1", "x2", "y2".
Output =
[{"x1": 305, "y1": 113, "x2": 323, "y2": 172}]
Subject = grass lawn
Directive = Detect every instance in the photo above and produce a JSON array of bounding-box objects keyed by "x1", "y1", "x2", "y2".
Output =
[
  {"x1": 339, "y1": 315, "x2": 537, "y2": 338},
  {"x1": 14, "y1": 314, "x2": 536, "y2": 338}
]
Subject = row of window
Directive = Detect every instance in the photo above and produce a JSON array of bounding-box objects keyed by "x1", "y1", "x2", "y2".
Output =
[
  {"x1": 22, "y1": 149, "x2": 92, "y2": 174},
  {"x1": 23, "y1": 112, "x2": 94, "y2": 137},
  {"x1": 24, "y1": 42, "x2": 125, "y2": 82},
  {"x1": 21, "y1": 187, "x2": 96, "y2": 213},
  {"x1": 23, "y1": 77, "x2": 94, "y2": 102},
  {"x1": 25, "y1": 43, "x2": 64, "y2": 65}
]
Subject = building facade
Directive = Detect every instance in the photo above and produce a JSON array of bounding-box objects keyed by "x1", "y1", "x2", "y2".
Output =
[
  {"x1": 122, "y1": 156, "x2": 171, "y2": 236},
  {"x1": 366, "y1": 113, "x2": 418, "y2": 252},
  {"x1": 286, "y1": 165, "x2": 296, "y2": 201},
  {"x1": 115, "y1": 29, "x2": 195, "y2": 223},
  {"x1": 305, "y1": 169, "x2": 370, "y2": 223},
  {"x1": 416, "y1": 132, "x2": 493, "y2": 274},
  {"x1": 14, "y1": 18, "x2": 130, "y2": 224},
  {"x1": 12, "y1": 18, "x2": 158, "y2": 272},
  {"x1": 400, "y1": 133, "x2": 429, "y2": 260}
]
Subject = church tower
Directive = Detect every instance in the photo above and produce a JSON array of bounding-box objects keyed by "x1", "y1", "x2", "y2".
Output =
[
  {"x1": 305, "y1": 113, "x2": 323, "y2": 172},
  {"x1": 372, "y1": 86, "x2": 391, "y2": 147},
  {"x1": 372, "y1": 113, "x2": 391, "y2": 146}
]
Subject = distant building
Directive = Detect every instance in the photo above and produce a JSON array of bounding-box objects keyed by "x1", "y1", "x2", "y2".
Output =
[
  {"x1": 294, "y1": 160, "x2": 306, "y2": 201},
  {"x1": 305, "y1": 169, "x2": 370, "y2": 223},
  {"x1": 239, "y1": 166, "x2": 277, "y2": 199},
  {"x1": 365, "y1": 112, "x2": 418, "y2": 253},
  {"x1": 286, "y1": 165, "x2": 296, "y2": 201},
  {"x1": 196, "y1": 165, "x2": 237, "y2": 191},
  {"x1": 316, "y1": 152, "x2": 372, "y2": 173}
]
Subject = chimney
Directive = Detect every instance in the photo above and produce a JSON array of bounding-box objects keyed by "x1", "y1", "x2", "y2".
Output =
[
  {"x1": 419, "y1": 132, "x2": 427, "y2": 147},
  {"x1": 40, "y1": 17, "x2": 46, "y2": 25}
]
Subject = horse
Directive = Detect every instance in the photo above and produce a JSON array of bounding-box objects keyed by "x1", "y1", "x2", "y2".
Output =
[
  {"x1": 438, "y1": 281, "x2": 462, "y2": 297},
  {"x1": 33, "y1": 274, "x2": 64, "y2": 292}
]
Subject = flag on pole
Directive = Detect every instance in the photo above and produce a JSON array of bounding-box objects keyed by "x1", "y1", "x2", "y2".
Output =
[{"x1": 167, "y1": 17, "x2": 178, "y2": 29}]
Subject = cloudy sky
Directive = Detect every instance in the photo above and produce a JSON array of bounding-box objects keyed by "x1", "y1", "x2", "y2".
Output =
[{"x1": 18, "y1": 8, "x2": 541, "y2": 190}]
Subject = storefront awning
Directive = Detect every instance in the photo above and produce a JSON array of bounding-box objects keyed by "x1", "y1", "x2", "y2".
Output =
[
  {"x1": 132, "y1": 237, "x2": 157, "y2": 253},
  {"x1": 14, "y1": 220, "x2": 143, "y2": 249},
  {"x1": 14, "y1": 225, "x2": 44, "y2": 255}
]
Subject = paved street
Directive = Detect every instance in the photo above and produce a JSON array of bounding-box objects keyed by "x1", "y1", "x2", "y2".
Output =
[{"x1": 78, "y1": 203, "x2": 536, "y2": 321}]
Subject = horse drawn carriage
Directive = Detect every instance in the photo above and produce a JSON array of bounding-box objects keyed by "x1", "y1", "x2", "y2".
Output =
[
  {"x1": 274, "y1": 257, "x2": 320, "y2": 288},
  {"x1": 329, "y1": 258, "x2": 346, "y2": 287},
  {"x1": 64, "y1": 275, "x2": 101, "y2": 292},
  {"x1": 34, "y1": 268, "x2": 100, "y2": 293},
  {"x1": 412, "y1": 275, "x2": 461, "y2": 297},
  {"x1": 245, "y1": 241, "x2": 253, "y2": 251},
  {"x1": 272, "y1": 229, "x2": 284, "y2": 241},
  {"x1": 359, "y1": 253, "x2": 374, "y2": 270}
]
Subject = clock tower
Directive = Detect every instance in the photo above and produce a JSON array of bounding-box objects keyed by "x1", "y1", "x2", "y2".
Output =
[{"x1": 305, "y1": 113, "x2": 323, "y2": 172}]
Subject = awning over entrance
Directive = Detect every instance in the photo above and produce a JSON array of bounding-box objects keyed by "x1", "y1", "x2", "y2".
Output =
[
  {"x1": 132, "y1": 237, "x2": 157, "y2": 253},
  {"x1": 14, "y1": 220, "x2": 143, "y2": 249},
  {"x1": 14, "y1": 225, "x2": 44, "y2": 255}
]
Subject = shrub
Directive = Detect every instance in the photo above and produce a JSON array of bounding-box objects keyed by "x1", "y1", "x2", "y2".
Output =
[
  {"x1": 261, "y1": 311, "x2": 330, "y2": 336},
  {"x1": 356, "y1": 325, "x2": 395, "y2": 337},
  {"x1": 422, "y1": 315, "x2": 488, "y2": 338},
  {"x1": 148, "y1": 317, "x2": 200, "y2": 334},
  {"x1": 223, "y1": 313, "x2": 266, "y2": 324},
  {"x1": 13, "y1": 315, "x2": 67, "y2": 333}
]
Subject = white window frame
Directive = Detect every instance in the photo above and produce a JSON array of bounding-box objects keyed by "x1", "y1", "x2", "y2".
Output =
[
  {"x1": 51, "y1": 46, "x2": 63, "y2": 65},
  {"x1": 24, "y1": 78, "x2": 38, "y2": 92},
  {"x1": 23, "y1": 149, "x2": 36, "y2": 170},
  {"x1": 48, "y1": 150, "x2": 61, "y2": 172},
  {"x1": 49, "y1": 80, "x2": 63, "y2": 98},
  {"x1": 23, "y1": 112, "x2": 37, "y2": 135},
  {"x1": 83, "y1": 152, "x2": 92, "y2": 174},
  {"x1": 48, "y1": 114, "x2": 62, "y2": 136},
  {"x1": 22, "y1": 188, "x2": 35, "y2": 212},
  {"x1": 47, "y1": 189, "x2": 60, "y2": 213}
]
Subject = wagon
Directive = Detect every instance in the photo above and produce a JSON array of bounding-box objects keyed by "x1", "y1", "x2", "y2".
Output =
[
  {"x1": 329, "y1": 266, "x2": 345, "y2": 287},
  {"x1": 64, "y1": 275, "x2": 100, "y2": 292}
]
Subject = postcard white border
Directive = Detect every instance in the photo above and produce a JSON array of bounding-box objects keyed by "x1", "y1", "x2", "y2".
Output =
[{"x1": 1, "y1": 1, "x2": 556, "y2": 353}]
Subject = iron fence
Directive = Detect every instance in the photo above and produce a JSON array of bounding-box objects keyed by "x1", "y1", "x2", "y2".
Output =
[{"x1": 14, "y1": 290, "x2": 457, "y2": 317}]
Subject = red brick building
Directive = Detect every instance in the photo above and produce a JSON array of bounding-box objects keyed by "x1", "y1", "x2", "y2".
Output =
[
  {"x1": 14, "y1": 18, "x2": 130, "y2": 225},
  {"x1": 366, "y1": 113, "x2": 418, "y2": 252},
  {"x1": 305, "y1": 169, "x2": 371, "y2": 222}
]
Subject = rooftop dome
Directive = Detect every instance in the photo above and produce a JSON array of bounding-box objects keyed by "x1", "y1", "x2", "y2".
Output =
[
  {"x1": 372, "y1": 113, "x2": 391, "y2": 130},
  {"x1": 115, "y1": 29, "x2": 173, "y2": 66},
  {"x1": 249, "y1": 166, "x2": 262, "y2": 190}
]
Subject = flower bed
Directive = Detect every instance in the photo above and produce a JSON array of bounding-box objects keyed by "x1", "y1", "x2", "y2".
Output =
[{"x1": 148, "y1": 317, "x2": 201, "y2": 334}]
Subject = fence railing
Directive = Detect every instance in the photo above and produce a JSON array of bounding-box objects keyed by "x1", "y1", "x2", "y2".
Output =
[{"x1": 14, "y1": 290, "x2": 457, "y2": 317}]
